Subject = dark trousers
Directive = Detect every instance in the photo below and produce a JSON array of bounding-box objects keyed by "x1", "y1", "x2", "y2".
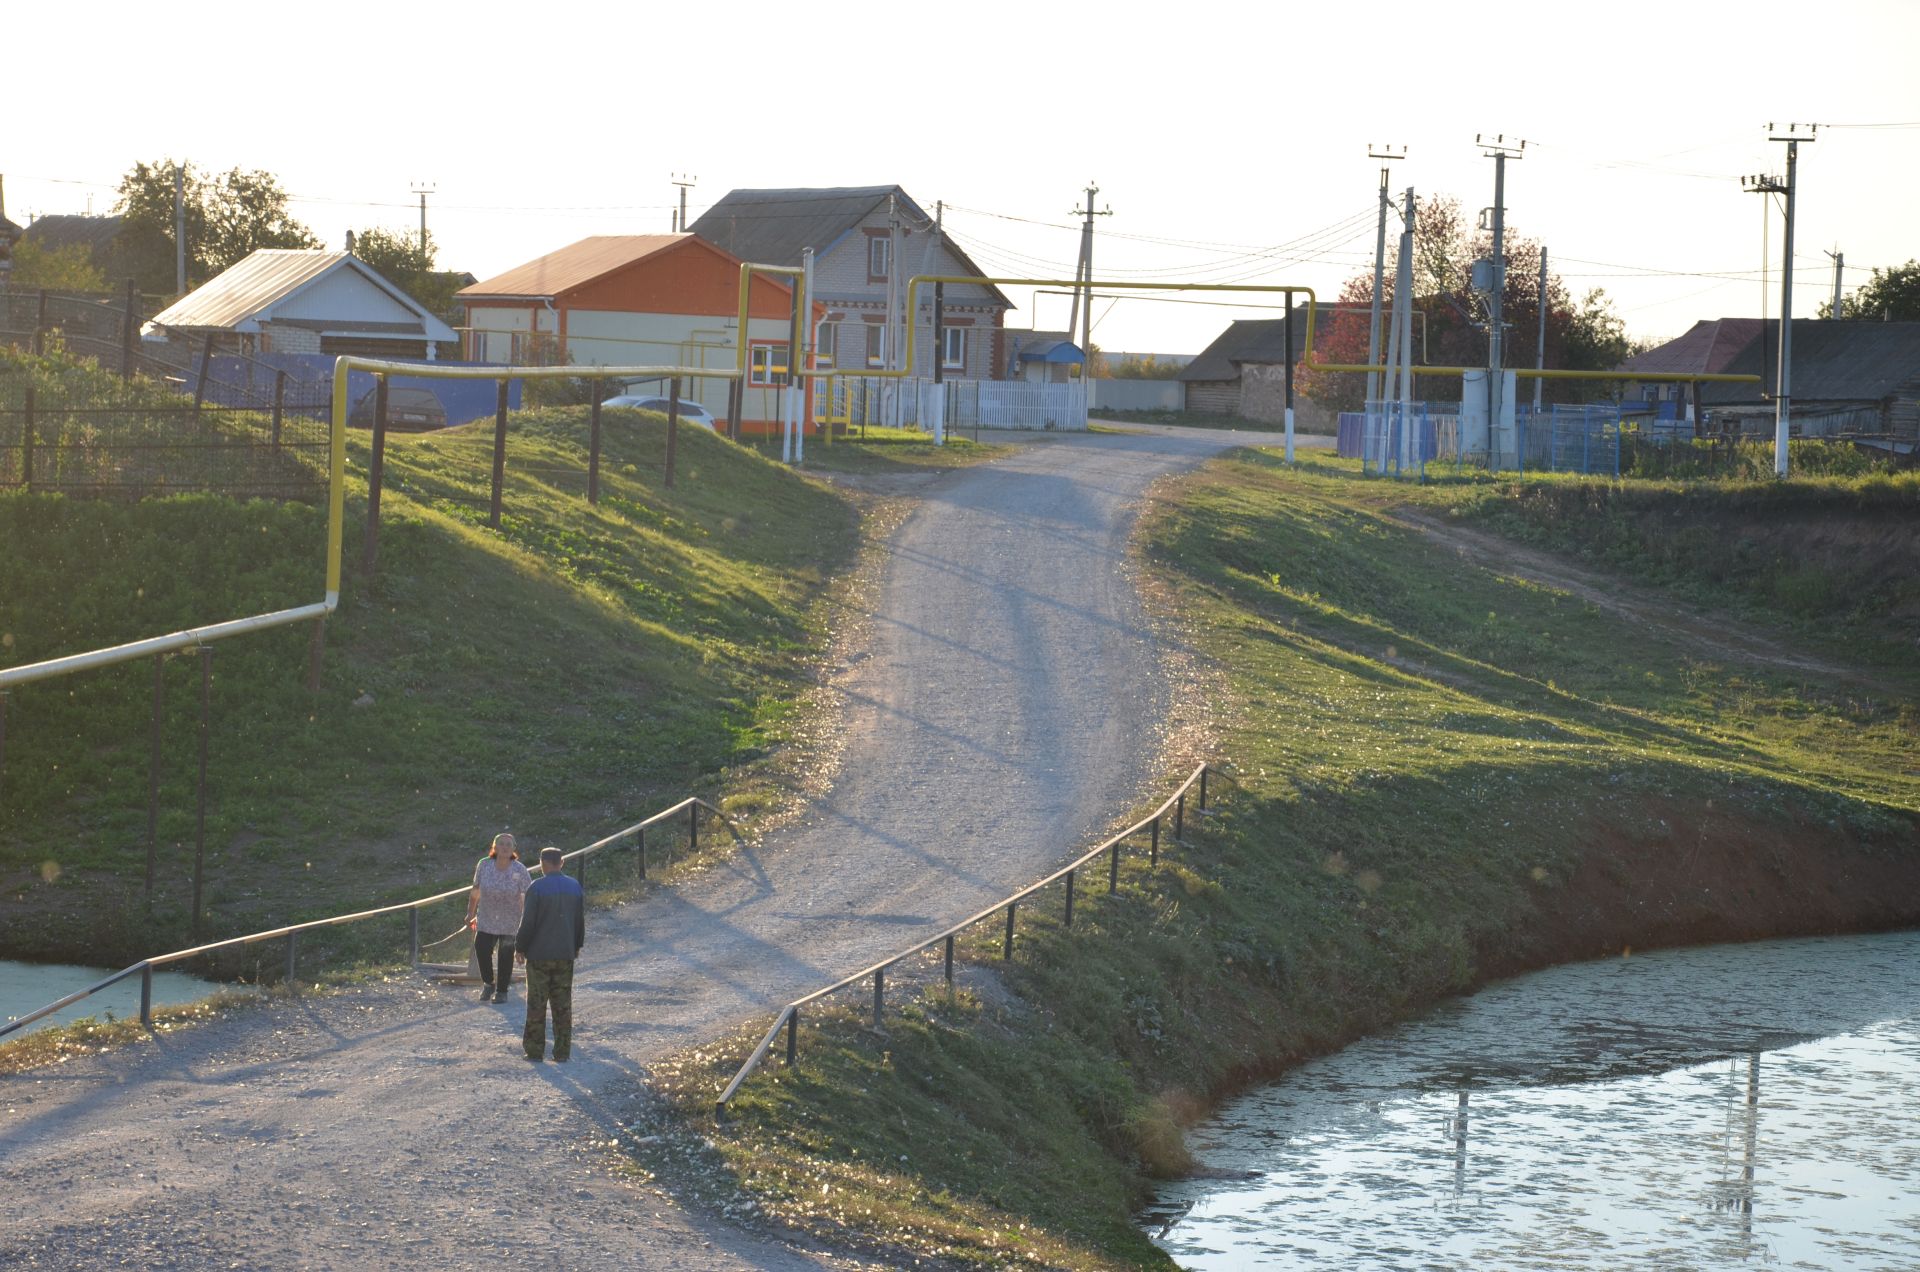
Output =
[
  {"x1": 475, "y1": 932, "x2": 514, "y2": 988},
  {"x1": 523, "y1": 959, "x2": 574, "y2": 1059}
]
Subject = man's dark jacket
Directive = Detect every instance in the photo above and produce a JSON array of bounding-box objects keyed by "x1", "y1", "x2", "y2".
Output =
[{"x1": 516, "y1": 872, "x2": 585, "y2": 961}]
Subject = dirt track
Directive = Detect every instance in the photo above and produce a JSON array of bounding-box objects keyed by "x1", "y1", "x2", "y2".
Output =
[{"x1": 0, "y1": 425, "x2": 1309, "y2": 1271}]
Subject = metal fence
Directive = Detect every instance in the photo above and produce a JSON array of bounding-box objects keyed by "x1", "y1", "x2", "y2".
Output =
[
  {"x1": 1341, "y1": 402, "x2": 1622, "y2": 478},
  {"x1": 0, "y1": 795, "x2": 726, "y2": 1042},
  {"x1": 714, "y1": 762, "x2": 1218, "y2": 1116},
  {"x1": 0, "y1": 401, "x2": 330, "y2": 499}
]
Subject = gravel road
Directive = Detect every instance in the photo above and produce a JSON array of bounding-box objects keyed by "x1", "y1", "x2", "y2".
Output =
[{"x1": 0, "y1": 425, "x2": 1320, "y2": 1270}]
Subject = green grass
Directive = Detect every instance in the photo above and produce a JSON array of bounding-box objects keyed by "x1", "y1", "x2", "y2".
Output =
[
  {"x1": 658, "y1": 445, "x2": 1920, "y2": 1268},
  {"x1": 744, "y1": 425, "x2": 1003, "y2": 479},
  {"x1": 1091, "y1": 406, "x2": 1335, "y2": 434},
  {"x1": 0, "y1": 369, "x2": 873, "y2": 967}
]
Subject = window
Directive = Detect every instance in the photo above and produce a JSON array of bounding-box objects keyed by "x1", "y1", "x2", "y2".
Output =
[
  {"x1": 749, "y1": 343, "x2": 788, "y2": 387},
  {"x1": 865, "y1": 324, "x2": 888, "y2": 368},
  {"x1": 942, "y1": 327, "x2": 966, "y2": 371},
  {"x1": 815, "y1": 322, "x2": 836, "y2": 366},
  {"x1": 868, "y1": 234, "x2": 890, "y2": 280}
]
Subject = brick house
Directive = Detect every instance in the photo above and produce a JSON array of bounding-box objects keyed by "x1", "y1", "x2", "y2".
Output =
[
  {"x1": 458, "y1": 233, "x2": 819, "y2": 436},
  {"x1": 690, "y1": 185, "x2": 1013, "y2": 381}
]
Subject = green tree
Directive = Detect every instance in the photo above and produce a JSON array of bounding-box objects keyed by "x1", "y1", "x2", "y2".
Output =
[
  {"x1": 1819, "y1": 259, "x2": 1920, "y2": 321},
  {"x1": 348, "y1": 226, "x2": 464, "y2": 325},
  {"x1": 1110, "y1": 354, "x2": 1183, "y2": 380},
  {"x1": 113, "y1": 159, "x2": 319, "y2": 295},
  {"x1": 6, "y1": 239, "x2": 108, "y2": 292}
]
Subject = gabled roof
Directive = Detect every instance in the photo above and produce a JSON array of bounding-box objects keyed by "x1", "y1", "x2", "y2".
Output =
[
  {"x1": 145, "y1": 249, "x2": 457, "y2": 342},
  {"x1": 458, "y1": 235, "x2": 693, "y2": 300},
  {"x1": 690, "y1": 185, "x2": 1011, "y2": 308},
  {"x1": 22, "y1": 214, "x2": 124, "y2": 257},
  {"x1": 1620, "y1": 318, "x2": 1766, "y2": 376},
  {"x1": 1178, "y1": 311, "x2": 1312, "y2": 381},
  {"x1": 1007, "y1": 330, "x2": 1083, "y2": 363},
  {"x1": 1702, "y1": 319, "x2": 1920, "y2": 405}
]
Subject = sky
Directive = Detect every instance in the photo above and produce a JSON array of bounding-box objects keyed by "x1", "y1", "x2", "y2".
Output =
[{"x1": 6, "y1": 0, "x2": 1917, "y2": 357}]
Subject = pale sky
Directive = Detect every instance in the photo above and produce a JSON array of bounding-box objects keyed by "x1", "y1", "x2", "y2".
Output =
[{"x1": 7, "y1": 0, "x2": 1916, "y2": 356}]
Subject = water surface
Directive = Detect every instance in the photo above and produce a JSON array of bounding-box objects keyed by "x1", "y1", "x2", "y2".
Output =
[
  {"x1": 1150, "y1": 931, "x2": 1920, "y2": 1269},
  {"x1": 1, "y1": 961, "x2": 228, "y2": 1039}
]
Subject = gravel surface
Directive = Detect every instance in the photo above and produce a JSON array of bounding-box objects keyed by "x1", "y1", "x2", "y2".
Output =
[{"x1": 1, "y1": 425, "x2": 1319, "y2": 1270}]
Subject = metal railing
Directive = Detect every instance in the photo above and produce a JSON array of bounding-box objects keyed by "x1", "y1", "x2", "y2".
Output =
[
  {"x1": 714, "y1": 762, "x2": 1219, "y2": 1115},
  {"x1": 0, "y1": 794, "x2": 724, "y2": 1043}
]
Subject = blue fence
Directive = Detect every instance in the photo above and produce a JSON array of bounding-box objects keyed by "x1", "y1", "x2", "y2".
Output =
[
  {"x1": 1340, "y1": 402, "x2": 1623, "y2": 478},
  {"x1": 190, "y1": 354, "x2": 521, "y2": 427}
]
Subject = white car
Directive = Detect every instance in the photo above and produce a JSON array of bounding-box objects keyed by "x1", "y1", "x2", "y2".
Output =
[{"x1": 599, "y1": 394, "x2": 717, "y2": 431}]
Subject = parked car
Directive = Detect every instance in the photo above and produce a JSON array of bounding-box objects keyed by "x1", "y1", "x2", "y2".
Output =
[
  {"x1": 348, "y1": 385, "x2": 448, "y2": 431},
  {"x1": 599, "y1": 394, "x2": 717, "y2": 431}
]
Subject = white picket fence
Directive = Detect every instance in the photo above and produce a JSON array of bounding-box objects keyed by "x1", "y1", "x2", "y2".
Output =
[{"x1": 822, "y1": 377, "x2": 1089, "y2": 433}]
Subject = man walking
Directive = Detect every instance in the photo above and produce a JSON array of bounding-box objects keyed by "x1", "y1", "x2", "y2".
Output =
[{"x1": 515, "y1": 846, "x2": 586, "y2": 1062}]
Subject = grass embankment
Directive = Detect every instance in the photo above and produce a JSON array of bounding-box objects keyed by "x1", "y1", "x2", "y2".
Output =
[
  {"x1": 656, "y1": 451, "x2": 1920, "y2": 1268},
  {"x1": 0, "y1": 351, "x2": 877, "y2": 969},
  {"x1": 1091, "y1": 406, "x2": 1335, "y2": 434}
]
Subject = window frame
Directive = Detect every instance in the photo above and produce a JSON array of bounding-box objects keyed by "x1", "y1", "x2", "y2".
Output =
[
  {"x1": 941, "y1": 326, "x2": 966, "y2": 371},
  {"x1": 748, "y1": 341, "x2": 789, "y2": 388}
]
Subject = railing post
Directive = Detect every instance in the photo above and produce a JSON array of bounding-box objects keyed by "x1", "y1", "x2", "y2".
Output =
[
  {"x1": 944, "y1": 934, "x2": 955, "y2": 985},
  {"x1": 488, "y1": 380, "x2": 509, "y2": 529},
  {"x1": 1150, "y1": 816, "x2": 1160, "y2": 867},
  {"x1": 363, "y1": 373, "x2": 389, "y2": 574},
  {"x1": 576, "y1": 850, "x2": 588, "y2": 891},
  {"x1": 1175, "y1": 792, "x2": 1185, "y2": 841},
  {"x1": 21, "y1": 387, "x2": 33, "y2": 489},
  {"x1": 286, "y1": 930, "x2": 299, "y2": 987},
  {"x1": 0, "y1": 689, "x2": 7, "y2": 807},
  {"x1": 192, "y1": 332, "x2": 214, "y2": 416},
  {"x1": 785, "y1": 1007, "x2": 799, "y2": 1066},
  {"x1": 1003, "y1": 901, "x2": 1016, "y2": 960},
  {"x1": 408, "y1": 908, "x2": 420, "y2": 965},
  {"x1": 190, "y1": 646, "x2": 212, "y2": 942},
  {"x1": 121, "y1": 277, "x2": 138, "y2": 381},
  {"x1": 271, "y1": 370, "x2": 286, "y2": 449},
  {"x1": 872, "y1": 967, "x2": 884, "y2": 1030},
  {"x1": 145, "y1": 653, "x2": 165, "y2": 902},
  {"x1": 1199, "y1": 768, "x2": 1209, "y2": 812},
  {"x1": 688, "y1": 802, "x2": 699, "y2": 856},
  {"x1": 637, "y1": 826, "x2": 647, "y2": 880},
  {"x1": 140, "y1": 964, "x2": 153, "y2": 1030},
  {"x1": 33, "y1": 288, "x2": 47, "y2": 356},
  {"x1": 664, "y1": 376, "x2": 681, "y2": 489},
  {"x1": 1108, "y1": 841, "x2": 1120, "y2": 892},
  {"x1": 1064, "y1": 869, "x2": 1075, "y2": 929},
  {"x1": 586, "y1": 381, "x2": 603, "y2": 505}
]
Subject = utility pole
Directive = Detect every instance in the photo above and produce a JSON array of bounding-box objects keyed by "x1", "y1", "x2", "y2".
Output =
[
  {"x1": 1069, "y1": 182, "x2": 1111, "y2": 366},
  {"x1": 174, "y1": 163, "x2": 187, "y2": 295},
  {"x1": 1534, "y1": 244, "x2": 1548, "y2": 415},
  {"x1": 1744, "y1": 123, "x2": 1815, "y2": 478},
  {"x1": 410, "y1": 182, "x2": 435, "y2": 255},
  {"x1": 1366, "y1": 145, "x2": 1406, "y2": 407},
  {"x1": 1477, "y1": 135, "x2": 1525, "y2": 463},
  {"x1": 1825, "y1": 247, "x2": 1844, "y2": 317},
  {"x1": 671, "y1": 173, "x2": 696, "y2": 232}
]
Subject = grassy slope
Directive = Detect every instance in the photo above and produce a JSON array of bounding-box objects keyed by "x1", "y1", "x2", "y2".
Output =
[
  {"x1": 660, "y1": 451, "x2": 1920, "y2": 1269},
  {"x1": 0, "y1": 358, "x2": 868, "y2": 964}
]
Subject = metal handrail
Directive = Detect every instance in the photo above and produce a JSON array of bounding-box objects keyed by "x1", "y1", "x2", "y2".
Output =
[
  {"x1": 0, "y1": 794, "x2": 727, "y2": 1043},
  {"x1": 714, "y1": 763, "x2": 1222, "y2": 1114}
]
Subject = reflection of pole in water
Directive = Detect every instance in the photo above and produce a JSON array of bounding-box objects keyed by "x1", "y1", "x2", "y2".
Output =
[
  {"x1": 1452, "y1": 1090, "x2": 1470, "y2": 1198},
  {"x1": 1712, "y1": 1051, "x2": 1761, "y2": 1256}
]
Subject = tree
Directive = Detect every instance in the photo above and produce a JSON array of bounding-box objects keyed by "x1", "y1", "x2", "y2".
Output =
[
  {"x1": 348, "y1": 226, "x2": 464, "y2": 325},
  {"x1": 113, "y1": 159, "x2": 319, "y2": 295},
  {"x1": 1110, "y1": 354, "x2": 1183, "y2": 379},
  {"x1": 1297, "y1": 194, "x2": 1632, "y2": 410},
  {"x1": 1819, "y1": 259, "x2": 1920, "y2": 321},
  {"x1": 6, "y1": 239, "x2": 108, "y2": 292}
]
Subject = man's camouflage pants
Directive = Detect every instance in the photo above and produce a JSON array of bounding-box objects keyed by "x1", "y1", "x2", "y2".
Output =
[{"x1": 523, "y1": 959, "x2": 574, "y2": 1060}]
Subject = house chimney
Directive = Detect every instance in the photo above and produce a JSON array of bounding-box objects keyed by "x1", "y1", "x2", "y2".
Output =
[{"x1": 344, "y1": 228, "x2": 356, "y2": 255}]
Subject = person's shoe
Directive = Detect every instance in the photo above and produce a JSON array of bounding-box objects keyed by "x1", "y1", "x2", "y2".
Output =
[
  {"x1": 493, "y1": 990, "x2": 508, "y2": 1003},
  {"x1": 553, "y1": 1052, "x2": 571, "y2": 1063},
  {"x1": 479, "y1": 985, "x2": 496, "y2": 1001},
  {"x1": 524, "y1": 1052, "x2": 544, "y2": 1062}
]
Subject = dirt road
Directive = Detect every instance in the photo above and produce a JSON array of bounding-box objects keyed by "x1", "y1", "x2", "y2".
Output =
[{"x1": 1, "y1": 425, "x2": 1309, "y2": 1271}]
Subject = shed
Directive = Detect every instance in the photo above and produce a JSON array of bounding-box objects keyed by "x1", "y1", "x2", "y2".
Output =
[{"x1": 1004, "y1": 330, "x2": 1084, "y2": 383}]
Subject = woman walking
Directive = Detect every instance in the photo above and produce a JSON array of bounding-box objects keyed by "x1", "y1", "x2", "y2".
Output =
[{"x1": 465, "y1": 833, "x2": 532, "y2": 1003}]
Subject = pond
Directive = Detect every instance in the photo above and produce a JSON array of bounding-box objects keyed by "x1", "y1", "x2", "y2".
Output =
[
  {"x1": 1148, "y1": 930, "x2": 1920, "y2": 1269},
  {"x1": 0, "y1": 960, "x2": 231, "y2": 1040}
]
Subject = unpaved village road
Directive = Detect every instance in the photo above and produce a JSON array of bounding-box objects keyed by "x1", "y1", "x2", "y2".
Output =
[{"x1": 2, "y1": 426, "x2": 1320, "y2": 1271}]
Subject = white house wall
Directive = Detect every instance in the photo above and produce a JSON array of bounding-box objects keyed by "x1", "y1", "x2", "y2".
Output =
[{"x1": 270, "y1": 266, "x2": 421, "y2": 325}]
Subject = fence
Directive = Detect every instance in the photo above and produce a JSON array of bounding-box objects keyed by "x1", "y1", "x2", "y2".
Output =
[
  {"x1": 0, "y1": 401, "x2": 330, "y2": 499},
  {"x1": 1341, "y1": 402, "x2": 1622, "y2": 478},
  {"x1": 1089, "y1": 378, "x2": 1183, "y2": 413},
  {"x1": 816, "y1": 376, "x2": 1089, "y2": 435},
  {"x1": 0, "y1": 795, "x2": 726, "y2": 1043},
  {"x1": 714, "y1": 762, "x2": 1218, "y2": 1116}
]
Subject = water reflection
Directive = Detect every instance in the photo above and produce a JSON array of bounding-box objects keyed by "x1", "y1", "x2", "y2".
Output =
[
  {"x1": 0, "y1": 961, "x2": 227, "y2": 1039},
  {"x1": 1152, "y1": 930, "x2": 1920, "y2": 1269}
]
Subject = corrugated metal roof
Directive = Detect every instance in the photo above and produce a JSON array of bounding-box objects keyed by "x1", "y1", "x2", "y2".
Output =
[
  {"x1": 1621, "y1": 318, "x2": 1766, "y2": 376},
  {"x1": 145, "y1": 249, "x2": 458, "y2": 343},
  {"x1": 1178, "y1": 312, "x2": 1312, "y2": 382},
  {"x1": 458, "y1": 235, "x2": 692, "y2": 299},
  {"x1": 1702, "y1": 320, "x2": 1920, "y2": 405}
]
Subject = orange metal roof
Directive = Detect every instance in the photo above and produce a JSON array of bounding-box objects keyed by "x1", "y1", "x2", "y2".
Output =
[{"x1": 459, "y1": 235, "x2": 708, "y2": 300}]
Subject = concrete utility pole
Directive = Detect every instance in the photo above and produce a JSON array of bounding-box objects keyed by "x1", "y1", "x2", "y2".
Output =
[
  {"x1": 410, "y1": 182, "x2": 435, "y2": 255},
  {"x1": 1744, "y1": 123, "x2": 1816, "y2": 478},
  {"x1": 671, "y1": 174, "x2": 696, "y2": 233},
  {"x1": 1069, "y1": 182, "x2": 1111, "y2": 366},
  {"x1": 1825, "y1": 247, "x2": 1844, "y2": 317},
  {"x1": 1366, "y1": 145, "x2": 1406, "y2": 407},
  {"x1": 1534, "y1": 244, "x2": 1548, "y2": 415},
  {"x1": 174, "y1": 163, "x2": 187, "y2": 295},
  {"x1": 1477, "y1": 134, "x2": 1526, "y2": 459}
]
